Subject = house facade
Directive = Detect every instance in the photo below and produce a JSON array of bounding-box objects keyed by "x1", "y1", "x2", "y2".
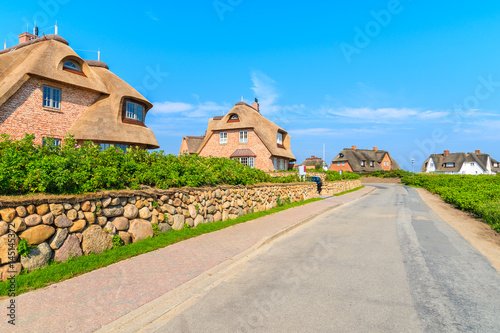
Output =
[
  {"x1": 421, "y1": 150, "x2": 500, "y2": 175},
  {"x1": 299, "y1": 155, "x2": 328, "y2": 170},
  {"x1": 329, "y1": 146, "x2": 400, "y2": 173},
  {"x1": 189, "y1": 101, "x2": 295, "y2": 171},
  {"x1": 179, "y1": 136, "x2": 204, "y2": 155},
  {"x1": 0, "y1": 31, "x2": 159, "y2": 149}
]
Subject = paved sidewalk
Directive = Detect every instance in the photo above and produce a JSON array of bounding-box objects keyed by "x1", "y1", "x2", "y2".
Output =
[{"x1": 0, "y1": 186, "x2": 374, "y2": 333}]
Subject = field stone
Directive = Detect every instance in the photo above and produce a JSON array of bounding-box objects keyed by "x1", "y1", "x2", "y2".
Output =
[
  {"x1": 207, "y1": 215, "x2": 214, "y2": 223},
  {"x1": 173, "y1": 198, "x2": 182, "y2": 207},
  {"x1": 172, "y1": 215, "x2": 185, "y2": 230},
  {"x1": 90, "y1": 202, "x2": 96, "y2": 213},
  {"x1": 42, "y1": 212, "x2": 54, "y2": 225},
  {"x1": 207, "y1": 206, "x2": 217, "y2": 214},
  {"x1": 33, "y1": 204, "x2": 49, "y2": 216},
  {"x1": 123, "y1": 204, "x2": 138, "y2": 219},
  {"x1": 20, "y1": 242, "x2": 52, "y2": 272},
  {"x1": 213, "y1": 211, "x2": 222, "y2": 222},
  {"x1": 0, "y1": 263, "x2": 22, "y2": 281},
  {"x1": 63, "y1": 203, "x2": 72, "y2": 210},
  {"x1": 128, "y1": 219, "x2": 154, "y2": 242},
  {"x1": 151, "y1": 215, "x2": 158, "y2": 225},
  {"x1": 120, "y1": 197, "x2": 128, "y2": 206},
  {"x1": 49, "y1": 228, "x2": 68, "y2": 249},
  {"x1": 139, "y1": 207, "x2": 152, "y2": 220},
  {"x1": 102, "y1": 206, "x2": 124, "y2": 218},
  {"x1": 0, "y1": 233, "x2": 19, "y2": 264},
  {"x1": 55, "y1": 215, "x2": 73, "y2": 228},
  {"x1": 75, "y1": 233, "x2": 83, "y2": 243},
  {"x1": 49, "y1": 204, "x2": 65, "y2": 216},
  {"x1": 27, "y1": 205, "x2": 35, "y2": 215},
  {"x1": 110, "y1": 198, "x2": 121, "y2": 206},
  {"x1": 188, "y1": 205, "x2": 197, "y2": 219},
  {"x1": 54, "y1": 235, "x2": 83, "y2": 262},
  {"x1": 69, "y1": 220, "x2": 86, "y2": 233},
  {"x1": 66, "y1": 209, "x2": 78, "y2": 221},
  {"x1": 25, "y1": 214, "x2": 42, "y2": 227},
  {"x1": 128, "y1": 197, "x2": 136, "y2": 204},
  {"x1": 118, "y1": 231, "x2": 131, "y2": 245},
  {"x1": 104, "y1": 222, "x2": 117, "y2": 236},
  {"x1": 84, "y1": 212, "x2": 95, "y2": 224},
  {"x1": 16, "y1": 206, "x2": 27, "y2": 218},
  {"x1": 10, "y1": 218, "x2": 26, "y2": 233},
  {"x1": 81, "y1": 201, "x2": 91, "y2": 212},
  {"x1": 101, "y1": 197, "x2": 112, "y2": 208},
  {"x1": 112, "y1": 217, "x2": 129, "y2": 231},
  {"x1": 0, "y1": 222, "x2": 8, "y2": 236},
  {"x1": 78, "y1": 211, "x2": 85, "y2": 220},
  {"x1": 0, "y1": 208, "x2": 16, "y2": 223},
  {"x1": 97, "y1": 216, "x2": 107, "y2": 227},
  {"x1": 158, "y1": 223, "x2": 172, "y2": 233},
  {"x1": 19, "y1": 225, "x2": 55, "y2": 245},
  {"x1": 161, "y1": 204, "x2": 175, "y2": 215},
  {"x1": 194, "y1": 215, "x2": 204, "y2": 227},
  {"x1": 82, "y1": 225, "x2": 113, "y2": 255},
  {"x1": 135, "y1": 200, "x2": 144, "y2": 209},
  {"x1": 73, "y1": 203, "x2": 81, "y2": 211},
  {"x1": 186, "y1": 218, "x2": 194, "y2": 228}
]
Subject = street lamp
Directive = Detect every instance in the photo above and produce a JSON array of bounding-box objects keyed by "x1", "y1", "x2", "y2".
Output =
[{"x1": 411, "y1": 158, "x2": 415, "y2": 181}]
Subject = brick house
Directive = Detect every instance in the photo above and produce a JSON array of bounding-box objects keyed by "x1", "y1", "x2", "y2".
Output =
[
  {"x1": 179, "y1": 136, "x2": 205, "y2": 155},
  {"x1": 329, "y1": 146, "x2": 400, "y2": 173},
  {"x1": 187, "y1": 101, "x2": 295, "y2": 171},
  {"x1": 299, "y1": 155, "x2": 328, "y2": 170},
  {"x1": 421, "y1": 150, "x2": 500, "y2": 175},
  {"x1": 0, "y1": 31, "x2": 159, "y2": 149}
]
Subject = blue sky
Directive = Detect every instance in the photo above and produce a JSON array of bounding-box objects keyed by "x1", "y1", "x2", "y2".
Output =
[{"x1": 2, "y1": 0, "x2": 500, "y2": 170}]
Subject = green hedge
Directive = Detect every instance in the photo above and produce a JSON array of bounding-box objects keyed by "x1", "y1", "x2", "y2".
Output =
[
  {"x1": 324, "y1": 171, "x2": 360, "y2": 181},
  {"x1": 0, "y1": 134, "x2": 296, "y2": 196},
  {"x1": 401, "y1": 173, "x2": 500, "y2": 232}
]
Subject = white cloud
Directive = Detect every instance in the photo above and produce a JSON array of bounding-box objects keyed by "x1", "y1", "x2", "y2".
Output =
[
  {"x1": 150, "y1": 100, "x2": 229, "y2": 118},
  {"x1": 153, "y1": 102, "x2": 193, "y2": 114},
  {"x1": 324, "y1": 107, "x2": 448, "y2": 122},
  {"x1": 289, "y1": 128, "x2": 380, "y2": 137},
  {"x1": 251, "y1": 70, "x2": 280, "y2": 114}
]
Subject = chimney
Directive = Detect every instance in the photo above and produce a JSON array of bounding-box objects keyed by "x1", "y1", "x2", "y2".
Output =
[
  {"x1": 351, "y1": 145, "x2": 357, "y2": 150},
  {"x1": 252, "y1": 102, "x2": 260, "y2": 113},
  {"x1": 19, "y1": 32, "x2": 35, "y2": 44},
  {"x1": 475, "y1": 149, "x2": 481, "y2": 154},
  {"x1": 373, "y1": 147, "x2": 378, "y2": 151},
  {"x1": 443, "y1": 150, "x2": 450, "y2": 157}
]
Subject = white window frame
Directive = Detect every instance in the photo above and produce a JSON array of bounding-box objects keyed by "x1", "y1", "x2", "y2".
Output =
[
  {"x1": 43, "y1": 85, "x2": 61, "y2": 109},
  {"x1": 277, "y1": 132, "x2": 283, "y2": 145},
  {"x1": 273, "y1": 157, "x2": 278, "y2": 171},
  {"x1": 126, "y1": 101, "x2": 144, "y2": 122},
  {"x1": 100, "y1": 143, "x2": 128, "y2": 152},
  {"x1": 219, "y1": 132, "x2": 227, "y2": 144},
  {"x1": 42, "y1": 137, "x2": 61, "y2": 146},
  {"x1": 233, "y1": 157, "x2": 254, "y2": 168},
  {"x1": 279, "y1": 159, "x2": 285, "y2": 170},
  {"x1": 361, "y1": 160, "x2": 366, "y2": 167},
  {"x1": 239, "y1": 130, "x2": 248, "y2": 143},
  {"x1": 342, "y1": 161, "x2": 346, "y2": 166},
  {"x1": 337, "y1": 162, "x2": 340, "y2": 166},
  {"x1": 63, "y1": 60, "x2": 82, "y2": 72},
  {"x1": 370, "y1": 161, "x2": 374, "y2": 167}
]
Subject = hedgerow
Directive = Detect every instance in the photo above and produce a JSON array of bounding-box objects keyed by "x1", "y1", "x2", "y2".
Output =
[
  {"x1": 0, "y1": 134, "x2": 293, "y2": 196},
  {"x1": 324, "y1": 171, "x2": 360, "y2": 181},
  {"x1": 401, "y1": 173, "x2": 500, "y2": 232}
]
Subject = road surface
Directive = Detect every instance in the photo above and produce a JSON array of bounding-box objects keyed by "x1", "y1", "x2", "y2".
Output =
[{"x1": 148, "y1": 184, "x2": 500, "y2": 332}]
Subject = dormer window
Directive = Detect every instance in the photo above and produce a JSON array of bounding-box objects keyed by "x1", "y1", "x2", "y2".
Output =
[
  {"x1": 494, "y1": 162, "x2": 499, "y2": 168},
  {"x1": 277, "y1": 132, "x2": 283, "y2": 145},
  {"x1": 228, "y1": 114, "x2": 240, "y2": 123},
  {"x1": 370, "y1": 161, "x2": 374, "y2": 167},
  {"x1": 444, "y1": 162, "x2": 455, "y2": 168},
  {"x1": 63, "y1": 60, "x2": 82, "y2": 72},
  {"x1": 126, "y1": 101, "x2": 144, "y2": 122},
  {"x1": 339, "y1": 153, "x2": 344, "y2": 158},
  {"x1": 361, "y1": 160, "x2": 366, "y2": 167}
]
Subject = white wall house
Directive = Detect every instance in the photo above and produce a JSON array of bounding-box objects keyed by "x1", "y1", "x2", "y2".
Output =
[{"x1": 421, "y1": 150, "x2": 500, "y2": 175}]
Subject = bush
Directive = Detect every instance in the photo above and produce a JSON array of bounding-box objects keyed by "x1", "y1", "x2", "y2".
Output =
[
  {"x1": 325, "y1": 171, "x2": 360, "y2": 182},
  {"x1": 0, "y1": 134, "x2": 298, "y2": 196}
]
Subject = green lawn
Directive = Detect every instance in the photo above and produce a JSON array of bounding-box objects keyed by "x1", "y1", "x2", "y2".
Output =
[
  {"x1": 1, "y1": 197, "x2": 323, "y2": 296},
  {"x1": 334, "y1": 185, "x2": 365, "y2": 196}
]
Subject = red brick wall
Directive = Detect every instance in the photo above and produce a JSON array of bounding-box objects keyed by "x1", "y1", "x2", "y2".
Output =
[
  {"x1": 179, "y1": 139, "x2": 189, "y2": 155},
  {"x1": 0, "y1": 77, "x2": 100, "y2": 145},
  {"x1": 329, "y1": 161, "x2": 353, "y2": 172},
  {"x1": 199, "y1": 129, "x2": 275, "y2": 171}
]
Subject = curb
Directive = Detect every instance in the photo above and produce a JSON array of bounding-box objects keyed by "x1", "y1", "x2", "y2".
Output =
[{"x1": 97, "y1": 186, "x2": 376, "y2": 332}]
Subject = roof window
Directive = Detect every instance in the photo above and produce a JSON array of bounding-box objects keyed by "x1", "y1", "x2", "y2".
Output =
[{"x1": 63, "y1": 60, "x2": 82, "y2": 72}]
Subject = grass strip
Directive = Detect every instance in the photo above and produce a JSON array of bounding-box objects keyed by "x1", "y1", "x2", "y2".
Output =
[
  {"x1": 0, "y1": 198, "x2": 323, "y2": 297},
  {"x1": 333, "y1": 185, "x2": 365, "y2": 196}
]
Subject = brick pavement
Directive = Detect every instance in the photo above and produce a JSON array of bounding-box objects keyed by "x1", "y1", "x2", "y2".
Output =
[{"x1": 0, "y1": 186, "x2": 374, "y2": 333}]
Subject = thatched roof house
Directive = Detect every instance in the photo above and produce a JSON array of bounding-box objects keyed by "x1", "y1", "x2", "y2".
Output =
[
  {"x1": 179, "y1": 136, "x2": 205, "y2": 155},
  {"x1": 0, "y1": 31, "x2": 159, "y2": 149},
  {"x1": 421, "y1": 150, "x2": 499, "y2": 174},
  {"x1": 329, "y1": 146, "x2": 400, "y2": 173},
  {"x1": 191, "y1": 101, "x2": 295, "y2": 171},
  {"x1": 300, "y1": 156, "x2": 327, "y2": 170}
]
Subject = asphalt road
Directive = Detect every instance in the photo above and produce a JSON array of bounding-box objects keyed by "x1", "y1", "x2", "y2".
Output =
[{"x1": 149, "y1": 184, "x2": 500, "y2": 333}]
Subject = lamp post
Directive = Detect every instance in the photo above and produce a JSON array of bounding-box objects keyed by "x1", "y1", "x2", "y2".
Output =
[{"x1": 411, "y1": 158, "x2": 415, "y2": 182}]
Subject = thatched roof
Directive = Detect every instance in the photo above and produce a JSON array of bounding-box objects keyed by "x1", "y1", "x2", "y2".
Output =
[
  {"x1": 421, "y1": 152, "x2": 500, "y2": 173},
  {"x1": 0, "y1": 34, "x2": 158, "y2": 149},
  {"x1": 332, "y1": 148, "x2": 400, "y2": 172},
  {"x1": 181, "y1": 136, "x2": 205, "y2": 154},
  {"x1": 300, "y1": 156, "x2": 327, "y2": 167},
  {"x1": 197, "y1": 102, "x2": 295, "y2": 160}
]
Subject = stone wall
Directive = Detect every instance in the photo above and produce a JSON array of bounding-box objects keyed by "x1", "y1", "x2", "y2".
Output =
[
  {"x1": 320, "y1": 180, "x2": 362, "y2": 196},
  {"x1": 268, "y1": 171, "x2": 327, "y2": 183},
  {"x1": 0, "y1": 182, "x2": 317, "y2": 281}
]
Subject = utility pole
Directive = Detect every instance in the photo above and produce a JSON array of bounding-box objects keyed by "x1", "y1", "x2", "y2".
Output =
[{"x1": 411, "y1": 158, "x2": 415, "y2": 182}]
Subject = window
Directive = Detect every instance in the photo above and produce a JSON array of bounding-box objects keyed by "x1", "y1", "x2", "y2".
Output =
[
  {"x1": 126, "y1": 101, "x2": 144, "y2": 122},
  {"x1": 279, "y1": 159, "x2": 285, "y2": 170},
  {"x1": 444, "y1": 163, "x2": 455, "y2": 168},
  {"x1": 228, "y1": 114, "x2": 240, "y2": 122},
  {"x1": 273, "y1": 157, "x2": 278, "y2": 171},
  {"x1": 339, "y1": 153, "x2": 344, "y2": 158},
  {"x1": 219, "y1": 132, "x2": 227, "y2": 144},
  {"x1": 43, "y1": 86, "x2": 61, "y2": 109},
  {"x1": 63, "y1": 60, "x2": 82, "y2": 72},
  {"x1": 342, "y1": 161, "x2": 345, "y2": 166},
  {"x1": 42, "y1": 137, "x2": 61, "y2": 146},
  {"x1": 239, "y1": 131, "x2": 247, "y2": 143},
  {"x1": 233, "y1": 157, "x2": 254, "y2": 168},
  {"x1": 361, "y1": 160, "x2": 366, "y2": 167},
  {"x1": 100, "y1": 143, "x2": 128, "y2": 152},
  {"x1": 277, "y1": 132, "x2": 283, "y2": 145},
  {"x1": 370, "y1": 161, "x2": 374, "y2": 167},
  {"x1": 337, "y1": 162, "x2": 340, "y2": 166},
  {"x1": 494, "y1": 163, "x2": 499, "y2": 168}
]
